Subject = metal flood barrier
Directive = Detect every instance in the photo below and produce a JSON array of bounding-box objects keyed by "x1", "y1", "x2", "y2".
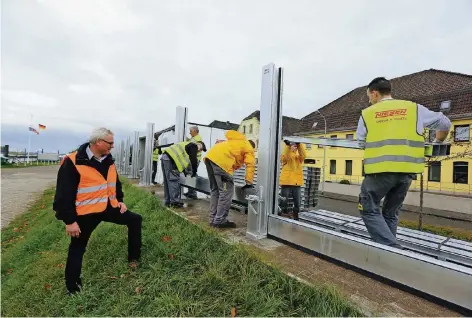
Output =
[
  {"x1": 180, "y1": 166, "x2": 321, "y2": 212},
  {"x1": 116, "y1": 63, "x2": 471, "y2": 311}
]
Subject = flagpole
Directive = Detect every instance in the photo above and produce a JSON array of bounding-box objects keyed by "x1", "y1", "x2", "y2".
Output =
[{"x1": 27, "y1": 113, "x2": 33, "y2": 165}]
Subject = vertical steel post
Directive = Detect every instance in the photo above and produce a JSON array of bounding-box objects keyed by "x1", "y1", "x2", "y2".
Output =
[
  {"x1": 175, "y1": 106, "x2": 188, "y2": 143},
  {"x1": 130, "y1": 131, "x2": 140, "y2": 178},
  {"x1": 246, "y1": 63, "x2": 284, "y2": 240},
  {"x1": 124, "y1": 136, "x2": 131, "y2": 176},
  {"x1": 139, "y1": 122, "x2": 155, "y2": 186},
  {"x1": 120, "y1": 140, "x2": 126, "y2": 174}
]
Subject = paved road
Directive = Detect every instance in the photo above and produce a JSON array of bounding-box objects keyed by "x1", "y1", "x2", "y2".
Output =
[
  {"x1": 317, "y1": 197, "x2": 472, "y2": 230},
  {"x1": 1, "y1": 166, "x2": 59, "y2": 228}
]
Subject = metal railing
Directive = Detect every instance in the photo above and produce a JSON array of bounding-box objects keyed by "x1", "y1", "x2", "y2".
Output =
[{"x1": 323, "y1": 173, "x2": 472, "y2": 196}]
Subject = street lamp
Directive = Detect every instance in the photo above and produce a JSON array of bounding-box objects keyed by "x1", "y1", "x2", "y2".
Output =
[{"x1": 312, "y1": 110, "x2": 327, "y2": 194}]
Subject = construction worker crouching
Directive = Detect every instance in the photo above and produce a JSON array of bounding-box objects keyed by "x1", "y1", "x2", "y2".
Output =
[
  {"x1": 161, "y1": 140, "x2": 206, "y2": 208},
  {"x1": 183, "y1": 126, "x2": 203, "y2": 199},
  {"x1": 53, "y1": 128, "x2": 142, "y2": 295},
  {"x1": 204, "y1": 130, "x2": 255, "y2": 228},
  {"x1": 279, "y1": 141, "x2": 306, "y2": 220},
  {"x1": 357, "y1": 77, "x2": 451, "y2": 249}
]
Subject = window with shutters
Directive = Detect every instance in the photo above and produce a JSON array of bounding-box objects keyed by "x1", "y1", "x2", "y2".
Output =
[
  {"x1": 330, "y1": 160, "x2": 336, "y2": 174},
  {"x1": 428, "y1": 162, "x2": 441, "y2": 182},
  {"x1": 453, "y1": 162, "x2": 469, "y2": 184},
  {"x1": 345, "y1": 160, "x2": 353, "y2": 175}
]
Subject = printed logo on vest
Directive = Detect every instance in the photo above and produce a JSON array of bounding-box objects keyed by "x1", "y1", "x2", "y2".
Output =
[{"x1": 375, "y1": 108, "x2": 407, "y2": 118}]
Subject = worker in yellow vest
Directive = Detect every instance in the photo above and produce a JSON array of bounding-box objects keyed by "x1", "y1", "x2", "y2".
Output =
[
  {"x1": 161, "y1": 140, "x2": 206, "y2": 208},
  {"x1": 204, "y1": 130, "x2": 255, "y2": 228},
  {"x1": 183, "y1": 126, "x2": 203, "y2": 199},
  {"x1": 356, "y1": 77, "x2": 451, "y2": 248},
  {"x1": 279, "y1": 141, "x2": 306, "y2": 220},
  {"x1": 53, "y1": 128, "x2": 142, "y2": 295},
  {"x1": 152, "y1": 139, "x2": 160, "y2": 185}
]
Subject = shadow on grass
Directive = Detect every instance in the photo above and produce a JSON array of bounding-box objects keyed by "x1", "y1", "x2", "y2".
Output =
[{"x1": 1, "y1": 180, "x2": 361, "y2": 317}]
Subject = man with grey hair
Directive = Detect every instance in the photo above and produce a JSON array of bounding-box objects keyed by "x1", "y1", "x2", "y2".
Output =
[
  {"x1": 183, "y1": 126, "x2": 203, "y2": 199},
  {"x1": 53, "y1": 127, "x2": 142, "y2": 295}
]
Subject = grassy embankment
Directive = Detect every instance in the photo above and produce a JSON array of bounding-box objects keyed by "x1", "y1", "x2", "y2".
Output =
[{"x1": 1, "y1": 180, "x2": 361, "y2": 317}]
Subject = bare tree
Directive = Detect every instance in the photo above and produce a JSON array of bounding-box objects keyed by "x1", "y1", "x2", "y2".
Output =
[{"x1": 418, "y1": 130, "x2": 472, "y2": 230}]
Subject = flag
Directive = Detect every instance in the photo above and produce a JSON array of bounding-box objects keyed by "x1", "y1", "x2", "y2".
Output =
[
  {"x1": 38, "y1": 124, "x2": 46, "y2": 130},
  {"x1": 29, "y1": 127, "x2": 39, "y2": 135}
]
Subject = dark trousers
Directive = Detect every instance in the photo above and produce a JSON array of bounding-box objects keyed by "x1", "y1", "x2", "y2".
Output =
[
  {"x1": 359, "y1": 172, "x2": 413, "y2": 247},
  {"x1": 280, "y1": 186, "x2": 301, "y2": 220},
  {"x1": 185, "y1": 162, "x2": 200, "y2": 198},
  {"x1": 65, "y1": 208, "x2": 142, "y2": 291},
  {"x1": 205, "y1": 159, "x2": 234, "y2": 224},
  {"x1": 152, "y1": 160, "x2": 158, "y2": 184},
  {"x1": 161, "y1": 154, "x2": 181, "y2": 205}
]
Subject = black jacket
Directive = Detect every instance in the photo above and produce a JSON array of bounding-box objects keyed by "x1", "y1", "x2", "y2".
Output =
[
  {"x1": 163, "y1": 143, "x2": 199, "y2": 174},
  {"x1": 53, "y1": 143, "x2": 123, "y2": 225}
]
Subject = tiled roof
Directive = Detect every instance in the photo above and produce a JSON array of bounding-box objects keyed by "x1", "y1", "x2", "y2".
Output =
[
  {"x1": 241, "y1": 110, "x2": 302, "y2": 136},
  {"x1": 297, "y1": 69, "x2": 472, "y2": 134},
  {"x1": 208, "y1": 120, "x2": 240, "y2": 131}
]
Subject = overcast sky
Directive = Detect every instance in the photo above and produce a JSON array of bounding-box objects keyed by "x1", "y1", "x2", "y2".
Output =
[{"x1": 2, "y1": 0, "x2": 472, "y2": 152}]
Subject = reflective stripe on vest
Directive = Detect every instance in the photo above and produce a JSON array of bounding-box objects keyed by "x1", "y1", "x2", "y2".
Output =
[
  {"x1": 190, "y1": 135, "x2": 202, "y2": 161},
  {"x1": 164, "y1": 142, "x2": 191, "y2": 172},
  {"x1": 67, "y1": 152, "x2": 119, "y2": 215},
  {"x1": 362, "y1": 100, "x2": 425, "y2": 174}
]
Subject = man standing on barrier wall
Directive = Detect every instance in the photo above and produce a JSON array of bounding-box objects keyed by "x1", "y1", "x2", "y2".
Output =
[
  {"x1": 279, "y1": 140, "x2": 306, "y2": 221},
  {"x1": 161, "y1": 140, "x2": 206, "y2": 208},
  {"x1": 356, "y1": 77, "x2": 451, "y2": 248},
  {"x1": 204, "y1": 130, "x2": 255, "y2": 228},
  {"x1": 183, "y1": 126, "x2": 203, "y2": 199},
  {"x1": 53, "y1": 127, "x2": 142, "y2": 295}
]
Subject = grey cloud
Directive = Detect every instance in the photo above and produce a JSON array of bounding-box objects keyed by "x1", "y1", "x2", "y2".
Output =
[{"x1": 2, "y1": 0, "x2": 472, "y2": 151}]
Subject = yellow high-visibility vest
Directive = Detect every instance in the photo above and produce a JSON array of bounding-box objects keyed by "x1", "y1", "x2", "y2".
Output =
[
  {"x1": 152, "y1": 148, "x2": 160, "y2": 161},
  {"x1": 362, "y1": 100, "x2": 425, "y2": 174},
  {"x1": 164, "y1": 142, "x2": 190, "y2": 173},
  {"x1": 189, "y1": 134, "x2": 203, "y2": 161}
]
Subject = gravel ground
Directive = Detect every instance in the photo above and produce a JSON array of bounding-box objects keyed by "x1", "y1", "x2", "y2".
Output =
[{"x1": 1, "y1": 165, "x2": 59, "y2": 228}]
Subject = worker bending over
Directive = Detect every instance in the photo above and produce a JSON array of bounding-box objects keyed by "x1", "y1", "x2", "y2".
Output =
[
  {"x1": 53, "y1": 128, "x2": 142, "y2": 295},
  {"x1": 357, "y1": 77, "x2": 451, "y2": 248},
  {"x1": 279, "y1": 141, "x2": 306, "y2": 220},
  {"x1": 161, "y1": 141, "x2": 206, "y2": 208},
  {"x1": 204, "y1": 130, "x2": 255, "y2": 228},
  {"x1": 183, "y1": 126, "x2": 203, "y2": 199}
]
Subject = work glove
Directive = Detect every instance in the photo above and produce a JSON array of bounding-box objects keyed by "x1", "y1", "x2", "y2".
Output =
[
  {"x1": 191, "y1": 172, "x2": 197, "y2": 178},
  {"x1": 183, "y1": 171, "x2": 188, "y2": 177}
]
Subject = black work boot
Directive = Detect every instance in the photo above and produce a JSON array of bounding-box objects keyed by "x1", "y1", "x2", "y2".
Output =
[
  {"x1": 67, "y1": 278, "x2": 83, "y2": 296},
  {"x1": 213, "y1": 221, "x2": 237, "y2": 228}
]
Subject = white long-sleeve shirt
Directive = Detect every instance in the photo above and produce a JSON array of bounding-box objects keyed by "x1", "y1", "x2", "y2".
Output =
[{"x1": 356, "y1": 98, "x2": 452, "y2": 148}]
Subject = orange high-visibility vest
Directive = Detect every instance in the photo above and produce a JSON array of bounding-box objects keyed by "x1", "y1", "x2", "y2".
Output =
[{"x1": 66, "y1": 152, "x2": 119, "y2": 215}]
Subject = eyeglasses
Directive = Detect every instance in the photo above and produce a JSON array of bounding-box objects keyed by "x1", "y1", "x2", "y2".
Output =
[{"x1": 100, "y1": 139, "x2": 114, "y2": 146}]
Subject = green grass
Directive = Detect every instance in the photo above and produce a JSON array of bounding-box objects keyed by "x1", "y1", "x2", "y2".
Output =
[
  {"x1": 399, "y1": 220, "x2": 472, "y2": 242},
  {"x1": 1, "y1": 181, "x2": 361, "y2": 317}
]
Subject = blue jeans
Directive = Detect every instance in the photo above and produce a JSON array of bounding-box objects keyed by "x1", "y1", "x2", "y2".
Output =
[{"x1": 359, "y1": 173, "x2": 413, "y2": 247}]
